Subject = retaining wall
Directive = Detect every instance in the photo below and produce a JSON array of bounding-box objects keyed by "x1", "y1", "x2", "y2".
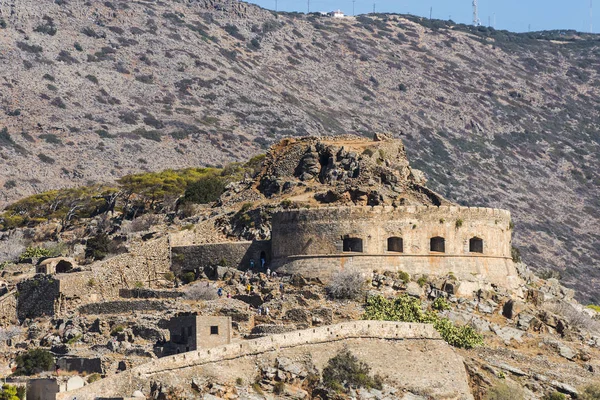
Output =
[
  {"x1": 58, "y1": 321, "x2": 473, "y2": 400},
  {"x1": 78, "y1": 300, "x2": 169, "y2": 315},
  {"x1": 171, "y1": 240, "x2": 271, "y2": 274}
]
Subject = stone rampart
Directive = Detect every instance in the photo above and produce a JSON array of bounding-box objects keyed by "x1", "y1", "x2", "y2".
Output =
[
  {"x1": 171, "y1": 240, "x2": 271, "y2": 274},
  {"x1": 58, "y1": 321, "x2": 473, "y2": 400},
  {"x1": 271, "y1": 205, "x2": 518, "y2": 289}
]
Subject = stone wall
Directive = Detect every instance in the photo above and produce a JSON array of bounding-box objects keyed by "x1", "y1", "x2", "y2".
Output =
[
  {"x1": 58, "y1": 321, "x2": 473, "y2": 400},
  {"x1": 87, "y1": 237, "x2": 171, "y2": 300},
  {"x1": 119, "y1": 288, "x2": 183, "y2": 299},
  {"x1": 171, "y1": 240, "x2": 271, "y2": 274},
  {"x1": 271, "y1": 205, "x2": 519, "y2": 288},
  {"x1": 78, "y1": 300, "x2": 169, "y2": 315},
  {"x1": 16, "y1": 276, "x2": 60, "y2": 320},
  {"x1": 57, "y1": 356, "x2": 104, "y2": 374},
  {"x1": 0, "y1": 290, "x2": 17, "y2": 326}
]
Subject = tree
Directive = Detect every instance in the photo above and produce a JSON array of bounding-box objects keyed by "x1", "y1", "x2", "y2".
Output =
[
  {"x1": 322, "y1": 349, "x2": 382, "y2": 393},
  {"x1": 182, "y1": 175, "x2": 226, "y2": 204},
  {"x1": 14, "y1": 348, "x2": 54, "y2": 375},
  {"x1": 85, "y1": 233, "x2": 111, "y2": 260}
]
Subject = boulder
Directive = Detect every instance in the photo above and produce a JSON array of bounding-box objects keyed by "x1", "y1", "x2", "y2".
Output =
[
  {"x1": 405, "y1": 282, "x2": 423, "y2": 298},
  {"x1": 551, "y1": 381, "x2": 578, "y2": 396},
  {"x1": 558, "y1": 345, "x2": 577, "y2": 361},
  {"x1": 276, "y1": 357, "x2": 307, "y2": 378},
  {"x1": 311, "y1": 308, "x2": 333, "y2": 326},
  {"x1": 502, "y1": 299, "x2": 525, "y2": 319}
]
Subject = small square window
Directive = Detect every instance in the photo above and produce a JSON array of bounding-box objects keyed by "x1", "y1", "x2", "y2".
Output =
[{"x1": 210, "y1": 326, "x2": 219, "y2": 335}]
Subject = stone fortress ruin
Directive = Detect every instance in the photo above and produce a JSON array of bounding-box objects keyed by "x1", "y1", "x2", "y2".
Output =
[{"x1": 172, "y1": 134, "x2": 520, "y2": 294}]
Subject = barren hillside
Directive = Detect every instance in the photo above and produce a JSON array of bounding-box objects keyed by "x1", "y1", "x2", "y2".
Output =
[{"x1": 0, "y1": 0, "x2": 599, "y2": 299}]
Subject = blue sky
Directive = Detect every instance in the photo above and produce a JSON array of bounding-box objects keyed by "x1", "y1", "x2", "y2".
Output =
[{"x1": 246, "y1": 0, "x2": 596, "y2": 33}]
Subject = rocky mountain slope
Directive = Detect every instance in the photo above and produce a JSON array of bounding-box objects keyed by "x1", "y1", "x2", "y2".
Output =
[{"x1": 0, "y1": 0, "x2": 599, "y2": 299}]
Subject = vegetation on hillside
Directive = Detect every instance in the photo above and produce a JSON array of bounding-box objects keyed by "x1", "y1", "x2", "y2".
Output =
[
  {"x1": 322, "y1": 349, "x2": 383, "y2": 393},
  {"x1": 363, "y1": 294, "x2": 484, "y2": 349},
  {"x1": 13, "y1": 348, "x2": 54, "y2": 375},
  {"x1": 0, "y1": 155, "x2": 265, "y2": 231}
]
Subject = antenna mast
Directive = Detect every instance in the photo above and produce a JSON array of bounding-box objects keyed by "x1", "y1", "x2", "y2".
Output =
[
  {"x1": 591, "y1": 0, "x2": 594, "y2": 33},
  {"x1": 472, "y1": 0, "x2": 479, "y2": 26}
]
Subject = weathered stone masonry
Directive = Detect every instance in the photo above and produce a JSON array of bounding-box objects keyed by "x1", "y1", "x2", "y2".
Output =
[{"x1": 271, "y1": 205, "x2": 519, "y2": 288}]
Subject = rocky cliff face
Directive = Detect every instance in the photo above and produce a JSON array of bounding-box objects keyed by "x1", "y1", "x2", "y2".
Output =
[
  {"x1": 0, "y1": 0, "x2": 599, "y2": 299},
  {"x1": 221, "y1": 135, "x2": 449, "y2": 208}
]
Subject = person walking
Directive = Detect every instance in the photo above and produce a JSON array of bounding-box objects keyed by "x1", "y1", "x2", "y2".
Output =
[{"x1": 217, "y1": 287, "x2": 223, "y2": 297}]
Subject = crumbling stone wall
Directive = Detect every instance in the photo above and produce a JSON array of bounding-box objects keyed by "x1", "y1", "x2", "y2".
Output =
[
  {"x1": 16, "y1": 276, "x2": 60, "y2": 320},
  {"x1": 271, "y1": 205, "x2": 519, "y2": 288},
  {"x1": 78, "y1": 300, "x2": 169, "y2": 315},
  {"x1": 89, "y1": 237, "x2": 171, "y2": 299},
  {"x1": 58, "y1": 321, "x2": 473, "y2": 400},
  {"x1": 171, "y1": 240, "x2": 271, "y2": 274},
  {"x1": 0, "y1": 290, "x2": 17, "y2": 326}
]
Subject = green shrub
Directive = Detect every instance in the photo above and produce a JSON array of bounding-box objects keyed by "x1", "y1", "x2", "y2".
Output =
[
  {"x1": 134, "y1": 281, "x2": 144, "y2": 288},
  {"x1": 363, "y1": 295, "x2": 483, "y2": 349},
  {"x1": 586, "y1": 304, "x2": 600, "y2": 312},
  {"x1": 14, "y1": 348, "x2": 54, "y2": 375},
  {"x1": 19, "y1": 247, "x2": 51, "y2": 262},
  {"x1": 486, "y1": 382, "x2": 524, "y2": 400},
  {"x1": 273, "y1": 381, "x2": 285, "y2": 394},
  {"x1": 580, "y1": 383, "x2": 600, "y2": 400},
  {"x1": 66, "y1": 334, "x2": 82, "y2": 344},
  {"x1": 87, "y1": 373, "x2": 101, "y2": 383},
  {"x1": 543, "y1": 392, "x2": 566, "y2": 400},
  {"x1": 181, "y1": 272, "x2": 196, "y2": 284},
  {"x1": 417, "y1": 276, "x2": 428, "y2": 287},
  {"x1": 397, "y1": 270, "x2": 410, "y2": 283},
  {"x1": 322, "y1": 349, "x2": 382, "y2": 393},
  {"x1": 455, "y1": 219, "x2": 463, "y2": 229},
  {"x1": 85, "y1": 233, "x2": 111, "y2": 260},
  {"x1": 511, "y1": 247, "x2": 521, "y2": 263},
  {"x1": 0, "y1": 383, "x2": 20, "y2": 400},
  {"x1": 38, "y1": 154, "x2": 55, "y2": 164},
  {"x1": 432, "y1": 297, "x2": 451, "y2": 311},
  {"x1": 110, "y1": 325, "x2": 125, "y2": 335},
  {"x1": 164, "y1": 272, "x2": 175, "y2": 282},
  {"x1": 85, "y1": 74, "x2": 98, "y2": 84},
  {"x1": 182, "y1": 175, "x2": 225, "y2": 204}
]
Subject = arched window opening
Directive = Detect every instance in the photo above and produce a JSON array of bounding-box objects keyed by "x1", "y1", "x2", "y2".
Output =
[
  {"x1": 430, "y1": 237, "x2": 445, "y2": 253},
  {"x1": 387, "y1": 237, "x2": 403, "y2": 253},
  {"x1": 343, "y1": 237, "x2": 363, "y2": 253},
  {"x1": 469, "y1": 237, "x2": 484, "y2": 253}
]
